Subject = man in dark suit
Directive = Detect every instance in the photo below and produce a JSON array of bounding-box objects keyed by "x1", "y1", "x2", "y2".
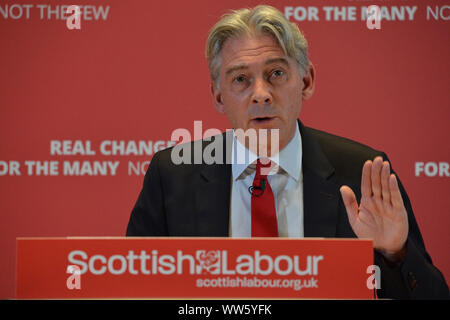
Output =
[{"x1": 126, "y1": 5, "x2": 449, "y2": 299}]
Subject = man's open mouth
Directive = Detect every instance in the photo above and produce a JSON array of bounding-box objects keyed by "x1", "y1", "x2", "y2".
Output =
[{"x1": 253, "y1": 117, "x2": 275, "y2": 123}]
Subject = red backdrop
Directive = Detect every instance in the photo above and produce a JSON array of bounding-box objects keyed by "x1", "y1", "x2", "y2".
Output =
[{"x1": 1, "y1": 0, "x2": 449, "y2": 298}]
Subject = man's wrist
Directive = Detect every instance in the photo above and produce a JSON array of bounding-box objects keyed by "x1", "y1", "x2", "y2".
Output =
[{"x1": 377, "y1": 242, "x2": 407, "y2": 267}]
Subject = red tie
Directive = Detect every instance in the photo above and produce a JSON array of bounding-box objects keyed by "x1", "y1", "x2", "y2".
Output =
[{"x1": 251, "y1": 159, "x2": 278, "y2": 237}]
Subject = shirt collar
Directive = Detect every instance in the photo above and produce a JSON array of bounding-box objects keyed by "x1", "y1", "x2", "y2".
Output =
[{"x1": 231, "y1": 122, "x2": 302, "y2": 181}]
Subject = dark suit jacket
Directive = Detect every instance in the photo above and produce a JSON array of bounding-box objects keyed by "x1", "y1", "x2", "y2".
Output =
[{"x1": 126, "y1": 120, "x2": 449, "y2": 299}]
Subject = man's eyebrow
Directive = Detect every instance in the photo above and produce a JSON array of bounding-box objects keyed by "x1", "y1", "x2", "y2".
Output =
[
  {"x1": 265, "y1": 57, "x2": 289, "y2": 67},
  {"x1": 225, "y1": 64, "x2": 248, "y2": 76}
]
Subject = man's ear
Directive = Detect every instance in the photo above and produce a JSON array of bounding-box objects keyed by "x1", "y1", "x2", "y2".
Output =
[
  {"x1": 301, "y1": 62, "x2": 315, "y2": 100},
  {"x1": 210, "y1": 82, "x2": 225, "y2": 113}
]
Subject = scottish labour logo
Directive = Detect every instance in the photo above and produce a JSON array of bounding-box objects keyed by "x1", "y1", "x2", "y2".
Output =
[{"x1": 196, "y1": 250, "x2": 220, "y2": 274}]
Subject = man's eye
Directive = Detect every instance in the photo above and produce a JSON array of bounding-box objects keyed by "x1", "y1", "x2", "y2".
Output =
[
  {"x1": 234, "y1": 75, "x2": 246, "y2": 83},
  {"x1": 272, "y1": 70, "x2": 284, "y2": 77},
  {"x1": 269, "y1": 69, "x2": 287, "y2": 83}
]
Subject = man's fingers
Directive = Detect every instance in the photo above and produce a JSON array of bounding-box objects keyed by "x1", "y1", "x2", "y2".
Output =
[
  {"x1": 361, "y1": 160, "x2": 373, "y2": 197},
  {"x1": 389, "y1": 174, "x2": 404, "y2": 209},
  {"x1": 371, "y1": 156, "x2": 383, "y2": 199},
  {"x1": 381, "y1": 161, "x2": 391, "y2": 204},
  {"x1": 340, "y1": 185, "x2": 359, "y2": 227}
]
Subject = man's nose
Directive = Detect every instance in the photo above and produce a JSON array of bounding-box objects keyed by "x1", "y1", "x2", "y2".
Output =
[{"x1": 251, "y1": 78, "x2": 272, "y2": 105}]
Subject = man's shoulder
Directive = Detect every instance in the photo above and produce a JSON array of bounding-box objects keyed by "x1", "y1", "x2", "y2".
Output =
[
  {"x1": 303, "y1": 125, "x2": 385, "y2": 176},
  {"x1": 305, "y1": 126, "x2": 382, "y2": 156}
]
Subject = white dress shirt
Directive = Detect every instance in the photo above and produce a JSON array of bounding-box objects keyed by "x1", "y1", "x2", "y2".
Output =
[{"x1": 229, "y1": 122, "x2": 304, "y2": 237}]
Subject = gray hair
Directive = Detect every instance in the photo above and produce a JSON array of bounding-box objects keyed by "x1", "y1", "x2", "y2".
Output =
[{"x1": 206, "y1": 5, "x2": 310, "y2": 88}]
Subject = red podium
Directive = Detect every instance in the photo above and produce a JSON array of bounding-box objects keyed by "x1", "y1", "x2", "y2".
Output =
[{"x1": 16, "y1": 237, "x2": 374, "y2": 299}]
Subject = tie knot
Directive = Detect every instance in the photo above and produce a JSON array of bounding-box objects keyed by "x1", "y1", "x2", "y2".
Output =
[{"x1": 256, "y1": 158, "x2": 272, "y2": 177}]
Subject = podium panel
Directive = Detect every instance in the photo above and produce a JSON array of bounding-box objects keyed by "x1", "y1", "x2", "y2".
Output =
[{"x1": 16, "y1": 237, "x2": 374, "y2": 299}]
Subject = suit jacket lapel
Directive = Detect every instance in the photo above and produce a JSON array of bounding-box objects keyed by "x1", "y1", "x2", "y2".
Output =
[
  {"x1": 194, "y1": 131, "x2": 233, "y2": 236},
  {"x1": 299, "y1": 121, "x2": 341, "y2": 238}
]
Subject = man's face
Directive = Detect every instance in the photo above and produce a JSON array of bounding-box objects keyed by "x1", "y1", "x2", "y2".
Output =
[{"x1": 211, "y1": 33, "x2": 314, "y2": 154}]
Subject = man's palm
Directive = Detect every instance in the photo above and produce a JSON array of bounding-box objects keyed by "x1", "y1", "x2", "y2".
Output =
[{"x1": 340, "y1": 157, "x2": 408, "y2": 255}]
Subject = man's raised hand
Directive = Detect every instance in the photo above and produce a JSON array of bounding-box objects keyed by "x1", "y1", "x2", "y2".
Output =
[{"x1": 340, "y1": 156, "x2": 409, "y2": 261}]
